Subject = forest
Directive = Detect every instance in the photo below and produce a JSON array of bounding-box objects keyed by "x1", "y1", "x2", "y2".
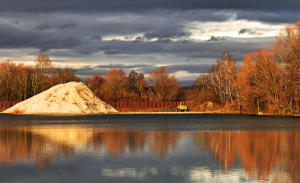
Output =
[{"x1": 0, "y1": 22, "x2": 299, "y2": 115}]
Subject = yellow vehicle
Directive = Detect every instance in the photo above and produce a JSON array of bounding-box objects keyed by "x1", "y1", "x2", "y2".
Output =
[{"x1": 177, "y1": 102, "x2": 189, "y2": 112}]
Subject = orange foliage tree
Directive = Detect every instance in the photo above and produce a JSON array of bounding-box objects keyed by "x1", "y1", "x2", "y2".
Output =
[
  {"x1": 148, "y1": 67, "x2": 180, "y2": 101},
  {"x1": 127, "y1": 70, "x2": 147, "y2": 100},
  {"x1": 193, "y1": 74, "x2": 217, "y2": 103},
  {"x1": 50, "y1": 67, "x2": 80, "y2": 85},
  {"x1": 86, "y1": 74, "x2": 105, "y2": 99},
  {"x1": 101, "y1": 67, "x2": 128, "y2": 101},
  {"x1": 238, "y1": 49, "x2": 288, "y2": 114},
  {"x1": 271, "y1": 21, "x2": 300, "y2": 114},
  {"x1": 0, "y1": 54, "x2": 80, "y2": 102}
]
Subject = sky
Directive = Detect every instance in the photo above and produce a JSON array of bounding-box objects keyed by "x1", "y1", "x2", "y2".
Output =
[{"x1": 0, "y1": 0, "x2": 299, "y2": 85}]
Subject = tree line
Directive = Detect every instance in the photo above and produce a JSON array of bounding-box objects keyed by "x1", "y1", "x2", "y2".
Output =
[
  {"x1": 0, "y1": 21, "x2": 299, "y2": 115},
  {"x1": 190, "y1": 21, "x2": 300, "y2": 115},
  {"x1": 0, "y1": 56, "x2": 182, "y2": 102},
  {"x1": 86, "y1": 66, "x2": 182, "y2": 102},
  {"x1": 0, "y1": 53, "x2": 79, "y2": 101}
]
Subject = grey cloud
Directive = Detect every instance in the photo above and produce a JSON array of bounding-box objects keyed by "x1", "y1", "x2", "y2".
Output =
[
  {"x1": 0, "y1": 24, "x2": 81, "y2": 50},
  {"x1": 84, "y1": 38, "x2": 273, "y2": 60},
  {"x1": 75, "y1": 66, "x2": 107, "y2": 76},
  {"x1": 0, "y1": 12, "x2": 272, "y2": 59},
  {"x1": 236, "y1": 10, "x2": 300, "y2": 23},
  {"x1": 95, "y1": 64, "x2": 149, "y2": 69},
  {"x1": 207, "y1": 36, "x2": 225, "y2": 42},
  {"x1": 144, "y1": 31, "x2": 191, "y2": 39},
  {"x1": 0, "y1": 11, "x2": 274, "y2": 61},
  {"x1": 35, "y1": 22, "x2": 77, "y2": 30},
  {"x1": 78, "y1": 63, "x2": 213, "y2": 76},
  {"x1": 166, "y1": 64, "x2": 213, "y2": 74},
  {"x1": 239, "y1": 29, "x2": 253, "y2": 34},
  {"x1": 74, "y1": 64, "x2": 156, "y2": 79},
  {"x1": 88, "y1": 35, "x2": 102, "y2": 41},
  {"x1": 0, "y1": 0, "x2": 299, "y2": 13}
]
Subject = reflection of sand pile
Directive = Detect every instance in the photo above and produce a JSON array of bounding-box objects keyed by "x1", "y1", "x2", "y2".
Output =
[
  {"x1": 0, "y1": 127, "x2": 72, "y2": 170},
  {"x1": 3, "y1": 81, "x2": 118, "y2": 114},
  {"x1": 30, "y1": 126, "x2": 95, "y2": 150}
]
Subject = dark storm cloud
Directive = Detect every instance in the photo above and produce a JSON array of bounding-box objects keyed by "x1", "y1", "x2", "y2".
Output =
[
  {"x1": 0, "y1": 9, "x2": 294, "y2": 55},
  {"x1": 0, "y1": 11, "x2": 274, "y2": 61},
  {"x1": 239, "y1": 29, "x2": 253, "y2": 34},
  {"x1": 83, "y1": 38, "x2": 272, "y2": 60},
  {"x1": 75, "y1": 66, "x2": 107, "y2": 76},
  {"x1": 77, "y1": 63, "x2": 214, "y2": 75},
  {"x1": 95, "y1": 64, "x2": 149, "y2": 69},
  {"x1": 207, "y1": 36, "x2": 225, "y2": 42},
  {"x1": 0, "y1": 24, "x2": 81, "y2": 50},
  {"x1": 144, "y1": 31, "x2": 191, "y2": 39},
  {"x1": 236, "y1": 10, "x2": 300, "y2": 23},
  {"x1": 35, "y1": 22, "x2": 77, "y2": 30},
  {"x1": 0, "y1": 0, "x2": 299, "y2": 13}
]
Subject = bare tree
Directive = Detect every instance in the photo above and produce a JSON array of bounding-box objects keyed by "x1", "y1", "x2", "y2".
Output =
[
  {"x1": 35, "y1": 53, "x2": 52, "y2": 76},
  {"x1": 208, "y1": 51, "x2": 239, "y2": 108}
]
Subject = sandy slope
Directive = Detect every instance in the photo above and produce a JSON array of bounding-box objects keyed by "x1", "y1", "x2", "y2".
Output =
[{"x1": 3, "y1": 82, "x2": 118, "y2": 114}]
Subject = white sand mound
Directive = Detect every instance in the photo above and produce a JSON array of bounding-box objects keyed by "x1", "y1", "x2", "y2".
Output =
[{"x1": 3, "y1": 81, "x2": 118, "y2": 114}]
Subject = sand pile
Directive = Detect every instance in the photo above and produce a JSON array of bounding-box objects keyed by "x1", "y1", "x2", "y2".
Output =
[{"x1": 3, "y1": 81, "x2": 118, "y2": 114}]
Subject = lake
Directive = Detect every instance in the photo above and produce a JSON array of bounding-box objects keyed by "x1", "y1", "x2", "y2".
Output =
[{"x1": 0, "y1": 114, "x2": 299, "y2": 183}]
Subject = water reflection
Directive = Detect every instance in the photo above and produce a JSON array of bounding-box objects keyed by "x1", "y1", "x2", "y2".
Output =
[
  {"x1": 194, "y1": 131, "x2": 300, "y2": 182},
  {"x1": 0, "y1": 127, "x2": 73, "y2": 170},
  {"x1": 0, "y1": 126, "x2": 299, "y2": 182}
]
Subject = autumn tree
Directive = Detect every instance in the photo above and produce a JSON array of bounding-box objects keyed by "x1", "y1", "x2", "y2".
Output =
[
  {"x1": 31, "y1": 53, "x2": 53, "y2": 94},
  {"x1": 101, "y1": 68, "x2": 127, "y2": 101},
  {"x1": 238, "y1": 49, "x2": 287, "y2": 114},
  {"x1": 193, "y1": 74, "x2": 216, "y2": 103},
  {"x1": 271, "y1": 21, "x2": 300, "y2": 113},
  {"x1": 148, "y1": 67, "x2": 180, "y2": 101},
  {"x1": 86, "y1": 74, "x2": 105, "y2": 99},
  {"x1": 35, "y1": 53, "x2": 52, "y2": 75},
  {"x1": 12, "y1": 64, "x2": 31, "y2": 100},
  {"x1": 208, "y1": 51, "x2": 240, "y2": 108},
  {"x1": 0, "y1": 60, "x2": 17, "y2": 100},
  {"x1": 0, "y1": 59, "x2": 80, "y2": 102},
  {"x1": 126, "y1": 70, "x2": 147, "y2": 100},
  {"x1": 50, "y1": 68, "x2": 80, "y2": 85}
]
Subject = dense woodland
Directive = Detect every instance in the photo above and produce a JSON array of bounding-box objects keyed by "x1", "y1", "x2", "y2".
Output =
[{"x1": 0, "y1": 22, "x2": 299, "y2": 115}]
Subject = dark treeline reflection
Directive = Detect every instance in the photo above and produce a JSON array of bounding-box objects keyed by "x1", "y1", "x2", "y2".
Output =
[
  {"x1": 0, "y1": 127, "x2": 180, "y2": 167},
  {"x1": 0, "y1": 126, "x2": 299, "y2": 182},
  {"x1": 0, "y1": 127, "x2": 74, "y2": 170},
  {"x1": 90, "y1": 130, "x2": 178, "y2": 157},
  {"x1": 194, "y1": 131, "x2": 300, "y2": 182}
]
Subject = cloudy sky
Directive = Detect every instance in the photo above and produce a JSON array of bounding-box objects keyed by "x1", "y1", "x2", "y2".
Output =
[{"x1": 0, "y1": 0, "x2": 299, "y2": 85}]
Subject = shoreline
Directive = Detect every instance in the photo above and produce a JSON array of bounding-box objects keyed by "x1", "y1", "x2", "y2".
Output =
[{"x1": 0, "y1": 111, "x2": 299, "y2": 117}]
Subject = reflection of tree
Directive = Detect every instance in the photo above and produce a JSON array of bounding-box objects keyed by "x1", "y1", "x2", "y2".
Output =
[
  {"x1": 0, "y1": 126, "x2": 180, "y2": 171},
  {"x1": 89, "y1": 130, "x2": 147, "y2": 156},
  {"x1": 194, "y1": 132, "x2": 238, "y2": 170},
  {"x1": 194, "y1": 131, "x2": 300, "y2": 182},
  {"x1": 90, "y1": 130, "x2": 179, "y2": 157},
  {"x1": 148, "y1": 131, "x2": 179, "y2": 157},
  {"x1": 0, "y1": 127, "x2": 73, "y2": 170}
]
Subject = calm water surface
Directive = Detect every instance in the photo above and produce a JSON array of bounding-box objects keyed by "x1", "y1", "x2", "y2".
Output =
[{"x1": 0, "y1": 114, "x2": 299, "y2": 183}]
